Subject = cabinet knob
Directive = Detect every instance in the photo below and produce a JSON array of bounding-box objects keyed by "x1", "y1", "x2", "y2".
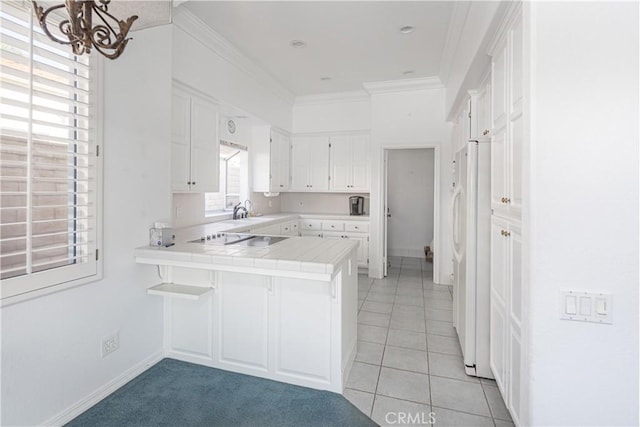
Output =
[
  {"x1": 505, "y1": 198, "x2": 511, "y2": 204},
  {"x1": 187, "y1": 181, "x2": 192, "y2": 185},
  {"x1": 192, "y1": 182, "x2": 196, "y2": 185},
  {"x1": 501, "y1": 229, "x2": 511, "y2": 237},
  {"x1": 483, "y1": 129, "x2": 490, "y2": 136},
  {"x1": 280, "y1": 184, "x2": 284, "y2": 187}
]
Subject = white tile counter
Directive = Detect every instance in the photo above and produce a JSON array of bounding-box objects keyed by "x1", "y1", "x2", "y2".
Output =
[
  {"x1": 135, "y1": 235, "x2": 358, "y2": 279},
  {"x1": 134, "y1": 215, "x2": 360, "y2": 393}
]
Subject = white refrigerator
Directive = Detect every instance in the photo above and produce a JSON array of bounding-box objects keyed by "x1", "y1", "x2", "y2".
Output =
[{"x1": 451, "y1": 139, "x2": 493, "y2": 378}]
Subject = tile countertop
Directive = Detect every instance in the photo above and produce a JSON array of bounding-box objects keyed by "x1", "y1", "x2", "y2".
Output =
[
  {"x1": 134, "y1": 236, "x2": 358, "y2": 277},
  {"x1": 136, "y1": 213, "x2": 367, "y2": 278},
  {"x1": 173, "y1": 212, "x2": 369, "y2": 243}
]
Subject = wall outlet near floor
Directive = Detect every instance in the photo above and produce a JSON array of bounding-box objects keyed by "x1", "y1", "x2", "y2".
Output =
[
  {"x1": 101, "y1": 331, "x2": 120, "y2": 358},
  {"x1": 175, "y1": 206, "x2": 182, "y2": 218}
]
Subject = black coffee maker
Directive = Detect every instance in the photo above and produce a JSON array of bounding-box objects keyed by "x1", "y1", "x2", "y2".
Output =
[{"x1": 349, "y1": 196, "x2": 365, "y2": 216}]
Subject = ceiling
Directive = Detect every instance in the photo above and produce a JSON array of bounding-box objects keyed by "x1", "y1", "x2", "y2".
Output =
[{"x1": 183, "y1": 1, "x2": 454, "y2": 96}]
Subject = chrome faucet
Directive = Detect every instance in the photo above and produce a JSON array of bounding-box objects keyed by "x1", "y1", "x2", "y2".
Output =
[{"x1": 233, "y1": 203, "x2": 248, "y2": 220}]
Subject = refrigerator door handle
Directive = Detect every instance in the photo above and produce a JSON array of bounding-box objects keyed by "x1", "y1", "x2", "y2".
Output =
[{"x1": 450, "y1": 185, "x2": 464, "y2": 262}]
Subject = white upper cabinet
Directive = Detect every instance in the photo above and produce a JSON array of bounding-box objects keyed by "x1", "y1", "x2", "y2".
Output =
[
  {"x1": 290, "y1": 136, "x2": 330, "y2": 191},
  {"x1": 171, "y1": 87, "x2": 219, "y2": 193},
  {"x1": 271, "y1": 129, "x2": 291, "y2": 191},
  {"x1": 470, "y1": 77, "x2": 491, "y2": 140},
  {"x1": 491, "y1": 17, "x2": 523, "y2": 220},
  {"x1": 329, "y1": 134, "x2": 370, "y2": 192},
  {"x1": 252, "y1": 127, "x2": 290, "y2": 193}
]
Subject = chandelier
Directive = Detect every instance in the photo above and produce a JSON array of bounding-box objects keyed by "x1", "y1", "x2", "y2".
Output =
[{"x1": 32, "y1": 0, "x2": 138, "y2": 60}]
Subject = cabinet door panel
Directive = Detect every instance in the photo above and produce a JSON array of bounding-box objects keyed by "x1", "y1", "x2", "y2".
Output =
[
  {"x1": 169, "y1": 294, "x2": 213, "y2": 359},
  {"x1": 270, "y1": 131, "x2": 290, "y2": 191},
  {"x1": 492, "y1": 41, "x2": 508, "y2": 131},
  {"x1": 351, "y1": 135, "x2": 370, "y2": 191},
  {"x1": 491, "y1": 129, "x2": 508, "y2": 212},
  {"x1": 490, "y1": 219, "x2": 508, "y2": 392},
  {"x1": 509, "y1": 329, "x2": 522, "y2": 424},
  {"x1": 217, "y1": 273, "x2": 269, "y2": 370},
  {"x1": 509, "y1": 114, "x2": 523, "y2": 217},
  {"x1": 274, "y1": 278, "x2": 332, "y2": 382},
  {"x1": 509, "y1": 225, "x2": 522, "y2": 329},
  {"x1": 171, "y1": 92, "x2": 191, "y2": 192},
  {"x1": 190, "y1": 98, "x2": 219, "y2": 193},
  {"x1": 309, "y1": 137, "x2": 330, "y2": 191},
  {"x1": 510, "y1": 19, "x2": 523, "y2": 117},
  {"x1": 290, "y1": 137, "x2": 311, "y2": 191},
  {"x1": 329, "y1": 136, "x2": 351, "y2": 191},
  {"x1": 490, "y1": 298, "x2": 507, "y2": 394}
]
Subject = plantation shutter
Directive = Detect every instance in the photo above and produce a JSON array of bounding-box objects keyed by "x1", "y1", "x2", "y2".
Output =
[{"x1": 0, "y1": 1, "x2": 99, "y2": 299}]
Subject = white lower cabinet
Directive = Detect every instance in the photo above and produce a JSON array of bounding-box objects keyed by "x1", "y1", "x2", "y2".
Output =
[
  {"x1": 490, "y1": 216, "x2": 522, "y2": 425},
  {"x1": 215, "y1": 272, "x2": 269, "y2": 372},
  {"x1": 323, "y1": 231, "x2": 369, "y2": 268},
  {"x1": 273, "y1": 277, "x2": 333, "y2": 382},
  {"x1": 159, "y1": 258, "x2": 358, "y2": 392}
]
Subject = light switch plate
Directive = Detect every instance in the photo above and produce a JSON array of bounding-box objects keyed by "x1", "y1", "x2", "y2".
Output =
[{"x1": 560, "y1": 291, "x2": 612, "y2": 324}]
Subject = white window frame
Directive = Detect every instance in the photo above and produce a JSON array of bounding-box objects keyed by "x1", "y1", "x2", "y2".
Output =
[
  {"x1": 205, "y1": 141, "x2": 247, "y2": 216},
  {"x1": 0, "y1": 2, "x2": 103, "y2": 306}
]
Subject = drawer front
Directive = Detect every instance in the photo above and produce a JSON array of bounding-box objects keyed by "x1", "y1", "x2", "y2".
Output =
[
  {"x1": 345, "y1": 222, "x2": 369, "y2": 233},
  {"x1": 301, "y1": 231, "x2": 323, "y2": 238},
  {"x1": 279, "y1": 222, "x2": 293, "y2": 235},
  {"x1": 300, "y1": 220, "x2": 322, "y2": 231},
  {"x1": 322, "y1": 220, "x2": 344, "y2": 232}
]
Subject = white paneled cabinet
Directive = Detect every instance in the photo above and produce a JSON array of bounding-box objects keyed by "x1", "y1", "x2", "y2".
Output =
[
  {"x1": 490, "y1": 217, "x2": 522, "y2": 425},
  {"x1": 489, "y1": 8, "x2": 523, "y2": 426},
  {"x1": 171, "y1": 88, "x2": 219, "y2": 193},
  {"x1": 291, "y1": 136, "x2": 330, "y2": 191},
  {"x1": 252, "y1": 127, "x2": 291, "y2": 193},
  {"x1": 329, "y1": 135, "x2": 370, "y2": 192},
  {"x1": 491, "y1": 18, "x2": 523, "y2": 219}
]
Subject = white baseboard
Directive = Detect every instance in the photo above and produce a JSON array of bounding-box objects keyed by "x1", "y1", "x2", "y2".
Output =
[
  {"x1": 389, "y1": 248, "x2": 426, "y2": 258},
  {"x1": 43, "y1": 351, "x2": 164, "y2": 426}
]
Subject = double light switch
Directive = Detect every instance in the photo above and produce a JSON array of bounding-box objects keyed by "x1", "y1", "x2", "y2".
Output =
[{"x1": 560, "y1": 291, "x2": 612, "y2": 324}]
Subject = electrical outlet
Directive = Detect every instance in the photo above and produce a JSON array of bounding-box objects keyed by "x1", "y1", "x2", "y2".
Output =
[
  {"x1": 268, "y1": 200, "x2": 273, "y2": 208},
  {"x1": 176, "y1": 206, "x2": 182, "y2": 218},
  {"x1": 101, "y1": 331, "x2": 120, "y2": 358}
]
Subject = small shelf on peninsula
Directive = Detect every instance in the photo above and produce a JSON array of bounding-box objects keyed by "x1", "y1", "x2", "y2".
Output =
[{"x1": 147, "y1": 283, "x2": 213, "y2": 300}]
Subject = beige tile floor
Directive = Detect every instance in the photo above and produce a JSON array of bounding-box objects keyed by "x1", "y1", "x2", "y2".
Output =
[{"x1": 345, "y1": 256, "x2": 514, "y2": 427}]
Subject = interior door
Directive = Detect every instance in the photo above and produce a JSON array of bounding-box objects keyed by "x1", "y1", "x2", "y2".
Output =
[{"x1": 383, "y1": 150, "x2": 389, "y2": 277}]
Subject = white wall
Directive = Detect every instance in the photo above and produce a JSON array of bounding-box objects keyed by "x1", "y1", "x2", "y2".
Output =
[
  {"x1": 292, "y1": 95, "x2": 371, "y2": 133},
  {"x1": 281, "y1": 192, "x2": 370, "y2": 215},
  {"x1": 0, "y1": 26, "x2": 172, "y2": 425},
  {"x1": 525, "y1": 2, "x2": 639, "y2": 425},
  {"x1": 442, "y1": 1, "x2": 503, "y2": 118},
  {"x1": 172, "y1": 9, "x2": 293, "y2": 132},
  {"x1": 369, "y1": 88, "x2": 453, "y2": 283},
  {"x1": 387, "y1": 149, "x2": 435, "y2": 258}
]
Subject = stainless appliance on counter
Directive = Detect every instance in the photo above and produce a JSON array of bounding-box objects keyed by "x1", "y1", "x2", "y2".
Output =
[{"x1": 349, "y1": 196, "x2": 364, "y2": 216}]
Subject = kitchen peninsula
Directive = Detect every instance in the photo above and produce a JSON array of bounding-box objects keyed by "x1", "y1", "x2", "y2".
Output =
[{"x1": 134, "y1": 214, "x2": 362, "y2": 392}]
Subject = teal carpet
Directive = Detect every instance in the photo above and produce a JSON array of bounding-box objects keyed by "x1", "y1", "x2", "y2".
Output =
[{"x1": 67, "y1": 358, "x2": 377, "y2": 427}]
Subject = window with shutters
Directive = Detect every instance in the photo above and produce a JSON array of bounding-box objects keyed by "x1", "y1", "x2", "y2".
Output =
[
  {"x1": 0, "y1": 2, "x2": 102, "y2": 301},
  {"x1": 205, "y1": 141, "x2": 248, "y2": 214}
]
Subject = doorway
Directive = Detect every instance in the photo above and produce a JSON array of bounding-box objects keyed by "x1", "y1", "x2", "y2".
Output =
[{"x1": 383, "y1": 147, "x2": 438, "y2": 282}]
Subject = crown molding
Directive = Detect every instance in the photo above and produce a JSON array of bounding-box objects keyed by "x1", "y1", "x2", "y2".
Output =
[
  {"x1": 486, "y1": 1, "x2": 522, "y2": 56},
  {"x1": 362, "y1": 77, "x2": 443, "y2": 95},
  {"x1": 294, "y1": 90, "x2": 370, "y2": 106},
  {"x1": 173, "y1": 8, "x2": 295, "y2": 105},
  {"x1": 438, "y1": 1, "x2": 471, "y2": 86}
]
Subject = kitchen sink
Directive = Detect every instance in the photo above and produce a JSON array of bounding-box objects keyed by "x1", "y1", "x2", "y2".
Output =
[{"x1": 231, "y1": 235, "x2": 288, "y2": 247}]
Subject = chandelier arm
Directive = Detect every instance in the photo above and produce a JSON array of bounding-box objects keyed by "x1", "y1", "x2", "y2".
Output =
[
  {"x1": 91, "y1": 4, "x2": 119, "y2": 39},
  {"x1": 32, "y1": 2, "x2": 74, "y2": 46}
]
